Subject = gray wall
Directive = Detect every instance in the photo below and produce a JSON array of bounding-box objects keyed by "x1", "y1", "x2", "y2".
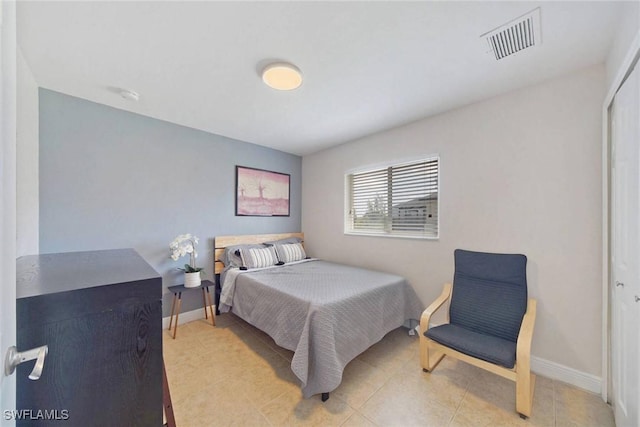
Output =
[{"x1": 39, "y1": 89, "x2": 301, "y2": 315}]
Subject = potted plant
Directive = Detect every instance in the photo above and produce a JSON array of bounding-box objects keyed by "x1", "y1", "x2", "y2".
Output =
[{"x1": 169, "y1": 233, "x2": 204, "y2": 287}]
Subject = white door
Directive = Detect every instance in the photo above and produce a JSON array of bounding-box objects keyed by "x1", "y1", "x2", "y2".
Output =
[
  {"x1": 611, "y1": 60, "x2": 640, "y2": 427},
  {"x1": 0, "y1": 0, "x2": 17, "y2": 425}
]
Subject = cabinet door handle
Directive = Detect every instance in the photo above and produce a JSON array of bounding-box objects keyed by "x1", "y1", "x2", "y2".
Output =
[
  {"x1": 4, "y1": 345, "x2": 48, "y2": 380},
  {"x1": 616, "y1": 281, "x2": 624, "y2": 287}
]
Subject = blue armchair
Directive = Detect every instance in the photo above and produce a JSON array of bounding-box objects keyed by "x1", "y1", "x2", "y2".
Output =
[{"x1": 419, "y1": 249, "x2": 537, "y2": 418}]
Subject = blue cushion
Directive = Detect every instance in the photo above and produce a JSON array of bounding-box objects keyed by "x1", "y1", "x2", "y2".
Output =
[
  {"x1": 450, "y1": 249, "x2": 527, "y2": 343},
  {"x1": 426, "y1": 324, "x2": 517, "y2": 368}
]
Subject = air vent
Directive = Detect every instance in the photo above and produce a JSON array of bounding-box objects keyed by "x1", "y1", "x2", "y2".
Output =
[{"x1": 481, "y1": 8, "x2": 541, "y2": 60}]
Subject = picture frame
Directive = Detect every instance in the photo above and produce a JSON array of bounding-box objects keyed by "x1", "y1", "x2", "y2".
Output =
[{"x1": 235, "y1": 166, "x2": 290, "y2": 217}]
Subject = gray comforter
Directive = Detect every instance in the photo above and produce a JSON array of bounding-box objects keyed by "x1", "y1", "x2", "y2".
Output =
[{"x1": 219, "y1": 259, "x2": 424, "y2": 398}]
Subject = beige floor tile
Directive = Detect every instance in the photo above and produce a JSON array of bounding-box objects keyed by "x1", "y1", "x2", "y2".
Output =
[
  {"x1": 455, "y1": 391, "x2": 523, "y2": 427},
  {"x1": 167, "y1": 318, "x2": 215, "y2": 340},
  {"x1": 554, "y1": 381, "x2": 614, "y2": 427},
  {"x1": 359, "y1": 372, "x2": 456, "y2": 426},
  {"x1": 260, "y1": 389, "x2": 354, "y2": 426},
  {"x1": 356, "y1": 346, "x2": 408, "y2": 379},
  {"x1": 431, "y1": 357, "x2": 484, "y2": 382},
  {"x1": 329, "y1": 358, "x2": 391, "y2": 409},
  {"x1": 213, "y1": 312, "x2": 239, "y2": 327},
  {"x1": 164, "y1": 319, "x2": 612, "y2": 427},
  {"x1": 235, "y1": 360, "x2": 301, "y2": 408},
  {"x1": 331, "y1": 374, "x2": 382, "y2": 410},
  {"x1": 342, "y1": 359, "x2": 390, "y2": 389},
  {"x1": 534, "y1": 373, "x2": 554, "y2": 392},
  {"x1": 527, "y1": 379, "x2": 555, "y2": 426},
  {"x1": 173, "y1": 380, "x2": 270, "y2": 427},
  {"x1": 401, "y1": 352, "x2": 422, "y2": 376},
  {"x1": 165, "y1": 356, "x2": 223, "y2": 404},
  {"x1": 341, "y1": 412, "x2": 378, "y2": 427},
  {"x1": 404, "y1": 365, "x2": 469, "y2": 410},
  {"x1": 466, "y1": 370, "x2": 518, "y2": 410},
  {"x1": 458, "y1": 380, "x2": 555, "y2": 427}
]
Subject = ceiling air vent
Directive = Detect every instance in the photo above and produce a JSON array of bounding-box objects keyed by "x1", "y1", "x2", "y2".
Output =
[{"x1": 481, "y1": 8, "x2": 541, "y2": 60}]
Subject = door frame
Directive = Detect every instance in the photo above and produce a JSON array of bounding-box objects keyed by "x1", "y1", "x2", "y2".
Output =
[
  {"x1": 0, "y1": 0, "x2": 18, "y2": 423},
  {"x1": 602, "y1": 30, "x2": 640, "y2": 403}
]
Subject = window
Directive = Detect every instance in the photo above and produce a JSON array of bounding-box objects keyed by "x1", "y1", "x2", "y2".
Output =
[{"x1": 345, "y1": 157, "x2": 439, "y2": 238}]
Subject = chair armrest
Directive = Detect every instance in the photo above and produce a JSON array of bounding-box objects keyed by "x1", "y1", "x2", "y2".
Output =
[
  {"x1": 420, "y1": 283, "x2": 452, "y2": 335},
  {"x1": 516, "y1": 298, "x2": 537, "y2": 362}
]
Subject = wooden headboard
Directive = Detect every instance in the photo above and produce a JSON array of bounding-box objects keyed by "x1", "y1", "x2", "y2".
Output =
[{"x1": 214, "y1": 232, "x2": 304, "y2": 274}]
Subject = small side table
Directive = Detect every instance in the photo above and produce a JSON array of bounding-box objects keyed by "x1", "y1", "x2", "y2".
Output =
[{"x1": 168, "y1": 280, "x2": 216, "y2": 339}]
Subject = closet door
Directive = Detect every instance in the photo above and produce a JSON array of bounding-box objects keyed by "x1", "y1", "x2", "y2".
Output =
[{"x1": 611, "y1": 61, "x2": 640, "y2": 427}]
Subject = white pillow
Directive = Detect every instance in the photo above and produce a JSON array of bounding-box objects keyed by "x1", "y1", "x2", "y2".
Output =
[
  {"x1": 274, "y1": 243, "x2": 307, "y2": 263},
  {"x1": 239, "y1": 246, "x2": 278, "y2": 269}
]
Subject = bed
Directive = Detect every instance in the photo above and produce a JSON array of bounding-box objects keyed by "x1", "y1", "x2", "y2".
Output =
[{"x1": 214, "y1": 233, "x2": 424, "y2": 400}]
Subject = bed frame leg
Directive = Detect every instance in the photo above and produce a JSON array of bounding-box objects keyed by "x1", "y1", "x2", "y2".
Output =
[{"x1": 321, "y1": 393, "x2": 329, "y2": 402}]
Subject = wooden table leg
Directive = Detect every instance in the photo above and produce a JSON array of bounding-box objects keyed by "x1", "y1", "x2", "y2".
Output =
[
  {"x1": 201, "y1": 288, "x2": 208, "y2": 319},
  {"x1": 173, "y1": 292, "x2": 182, "y2": 339},
  {"x1": 205, "y1": 287, "x2": 216, "y2": 327},
  {"x1": 163, "y1": 360, "x2": 176, "y2": 427},
  {"x1": 168, "y1": 293, "x2": 177, "y2": 331}
]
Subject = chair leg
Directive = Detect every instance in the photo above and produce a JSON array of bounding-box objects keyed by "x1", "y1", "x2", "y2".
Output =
[
  {"x1": 516, "y1": 367, "x2": 535, "y2": 418},
  {"x1": 419, "y1": 333, "x2": 429, "y2": 370},
  {"x1": 420, "y1": 335, "x2": 444, "y2": 372}
]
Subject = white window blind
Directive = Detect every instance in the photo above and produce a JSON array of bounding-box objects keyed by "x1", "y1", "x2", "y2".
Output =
[{"x1": 346, "y1": 157, "x2": 439, "y2": 238}]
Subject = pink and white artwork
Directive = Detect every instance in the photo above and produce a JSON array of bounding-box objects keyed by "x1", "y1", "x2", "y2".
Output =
[{"x1": 236, "y1": 166, "x2": 290, "y2": 216}]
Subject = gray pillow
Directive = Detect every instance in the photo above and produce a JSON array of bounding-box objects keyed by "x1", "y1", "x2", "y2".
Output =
[
  {"x1": 274, "y1": 242, "x2": 307, "y2": 263},
  {"x1": 239, "y1": 246, "x2": 278, "y2": 269},
  {"x1": 220, "y1": 244, "x2": 266, "y2": 267}
]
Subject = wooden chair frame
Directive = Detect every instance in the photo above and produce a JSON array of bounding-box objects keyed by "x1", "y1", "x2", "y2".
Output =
[{"x1": 419, "y1": 283, "x2": 537, "y2": 418}]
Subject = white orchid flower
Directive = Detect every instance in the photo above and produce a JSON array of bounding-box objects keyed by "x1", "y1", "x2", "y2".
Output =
[{"x1": 169, "y1": 233, "x2": 201, "y2": 271}]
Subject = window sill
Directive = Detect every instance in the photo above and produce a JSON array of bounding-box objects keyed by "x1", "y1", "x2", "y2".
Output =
[{"x1": 344, "y1": 231, "x2": 439, "y2": 241}]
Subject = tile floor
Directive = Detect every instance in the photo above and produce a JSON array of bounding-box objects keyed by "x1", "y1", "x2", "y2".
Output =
[{"x1": 163, "y1": 314, "x2": 615, "y2": 427}]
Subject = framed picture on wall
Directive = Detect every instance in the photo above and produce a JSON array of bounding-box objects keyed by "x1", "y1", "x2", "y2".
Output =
[{"x1": 236, "y1": 166, "x2": 290, "y2": 217}]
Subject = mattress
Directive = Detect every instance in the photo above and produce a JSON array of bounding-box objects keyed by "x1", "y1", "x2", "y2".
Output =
[{"x1": 219, "y1": 259, "x2": 424, "y2": 398}]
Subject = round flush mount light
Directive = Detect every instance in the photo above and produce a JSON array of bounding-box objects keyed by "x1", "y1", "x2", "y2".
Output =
[{"x1": 261, "y1": 63, "x2": 302, "y2": 91}]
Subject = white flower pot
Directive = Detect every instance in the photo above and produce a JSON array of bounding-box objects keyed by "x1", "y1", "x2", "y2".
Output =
[{"x1": 184, "y1": 271, "x2": 201, "y2": 288}]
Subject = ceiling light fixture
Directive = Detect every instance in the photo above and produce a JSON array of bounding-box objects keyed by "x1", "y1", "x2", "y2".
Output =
[{"x1": 261, "y1": 62, "x2": 302, "y2": 91}]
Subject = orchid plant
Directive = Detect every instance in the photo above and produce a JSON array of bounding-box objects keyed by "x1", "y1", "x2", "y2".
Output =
[{"x1": 169, "y1": 233, "x2": 203, "y2": 273}]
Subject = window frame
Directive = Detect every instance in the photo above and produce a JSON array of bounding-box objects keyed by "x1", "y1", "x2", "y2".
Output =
[{"x1": 344, "y1": 155, "x2": 440, "y2": 240}]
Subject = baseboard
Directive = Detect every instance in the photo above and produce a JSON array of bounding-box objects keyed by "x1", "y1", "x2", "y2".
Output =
[
  {"x1": 531, "y1": 356, "x2": 601, "y2": 395},
  {"x1": 162, "y1": 308, "x2": 207, "y2": 329}
]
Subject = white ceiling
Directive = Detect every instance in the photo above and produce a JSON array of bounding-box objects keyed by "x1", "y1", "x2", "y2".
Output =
[{"x1": 17, "y1": 1, "x2": 623, "y2": 156}]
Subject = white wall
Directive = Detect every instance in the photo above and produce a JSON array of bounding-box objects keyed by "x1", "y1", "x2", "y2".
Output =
[
  {"x1": 16, "y1": 47, "x2": 38, "y2": 257},
  {"x1": 303, "y1": 65, "x2": 605, "y2": 379},
  {"x1": 605, "y1": 1, "x2": 640, "y2": 89}
]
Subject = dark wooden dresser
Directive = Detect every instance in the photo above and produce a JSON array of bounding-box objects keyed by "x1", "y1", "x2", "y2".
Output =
[{"x1": 16, "y1": 249, "x2": 162, "y2": 426}]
